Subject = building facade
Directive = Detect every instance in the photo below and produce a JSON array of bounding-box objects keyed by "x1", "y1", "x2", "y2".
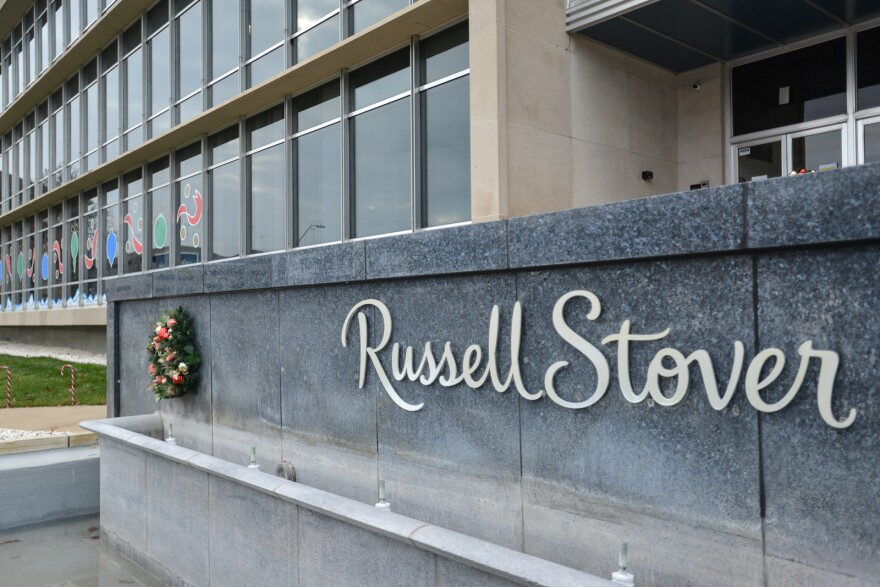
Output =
[{"x1": 0, "y1": 0, "x2": 879, "y2": 351}]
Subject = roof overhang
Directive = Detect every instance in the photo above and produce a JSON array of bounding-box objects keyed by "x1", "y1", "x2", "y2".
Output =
[{"x1": 567, "y1": 0, "x2": 880, "y2": 72}]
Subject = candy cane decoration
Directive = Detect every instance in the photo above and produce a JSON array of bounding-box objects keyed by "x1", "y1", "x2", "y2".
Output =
[
  {"x1": 61, "y1": 364, "x2": 76, "y2": 405},
  {"x1": 0, "y1": 366, "x2": 11, "y2": 408}
]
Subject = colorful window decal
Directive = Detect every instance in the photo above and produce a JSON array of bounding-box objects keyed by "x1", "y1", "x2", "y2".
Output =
[
  {"x1": 84, "y1": 229, "x2": 99, "y2": 270},
  {"x1": 70, "y1": 231, "x2": 79, "y2": 268},
  {"x1": 41, "y1": 253, "x2": 49, "y2": 281},
  {"x1": 154, "y1": 214, "x2": 168, "y2": 249},
  {"x1": 53, "y1": 240, "x2": 64, "y2": 277},
  {"x1": 124, "y1": 212, "x2": 144, "y2": 254},
  {"x1": 177, "y1": 184, "x2": 203, "y2": 248},
  {"x1": 106, "y1": 229, "x2": 118, "y2": 267}
]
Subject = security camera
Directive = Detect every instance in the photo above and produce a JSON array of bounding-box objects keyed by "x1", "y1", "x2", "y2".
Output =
[{"x1": 691, "y1": 82, "x2": 702, "y2": 92}]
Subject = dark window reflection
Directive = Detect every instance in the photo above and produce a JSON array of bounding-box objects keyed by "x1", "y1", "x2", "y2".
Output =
[
  {"x1": 857, "y1": 27, "x2": 880, "y2": 111},
  {"x1": 732, "y1": 37, "x2": 846, "y2": 136}
]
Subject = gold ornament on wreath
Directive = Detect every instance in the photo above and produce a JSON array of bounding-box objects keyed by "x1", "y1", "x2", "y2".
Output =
[{"x1": 146, "y1": 307, "x2": 201, "y2": 401}]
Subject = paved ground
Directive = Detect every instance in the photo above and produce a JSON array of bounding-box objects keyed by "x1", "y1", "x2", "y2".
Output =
[
  {"x1": 0, "y1": 341, "x2": 106, "y2": 366},
  {"x1": 0, "y1": 405, "x2": 106, "y2": 435},
  {"x1": 0, "y1": 517, "x2": 162, "y2": 587}
]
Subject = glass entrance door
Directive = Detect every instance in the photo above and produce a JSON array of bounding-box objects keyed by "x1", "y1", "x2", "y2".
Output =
[
  {"x1": 858, "y1": 117, "x2": 880, "y2": 164},
  {"x1": 734, "y1": 124, "x2": 846, "y2": 182}
]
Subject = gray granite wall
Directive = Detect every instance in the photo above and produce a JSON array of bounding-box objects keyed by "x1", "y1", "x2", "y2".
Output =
[{"x1": 105, "y1": 165, "x2": 880, "y2": 586}]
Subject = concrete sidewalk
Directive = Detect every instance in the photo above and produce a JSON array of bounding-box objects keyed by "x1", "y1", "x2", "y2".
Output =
[{"x1": 0, "y1": 405, "x2": 107, "y2": 433}]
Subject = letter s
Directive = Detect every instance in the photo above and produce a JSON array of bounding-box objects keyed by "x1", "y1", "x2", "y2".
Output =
[{"x1": 543, "y1": 290, "x2": 610, "y2": 409}]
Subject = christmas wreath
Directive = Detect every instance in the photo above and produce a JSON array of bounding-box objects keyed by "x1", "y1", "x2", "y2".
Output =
[{"x1": 146, "y1": 307, "x2": 201, "y2": 401}]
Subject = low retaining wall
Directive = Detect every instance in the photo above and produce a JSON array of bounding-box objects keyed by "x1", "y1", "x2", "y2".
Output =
[
  {"x1": 105, "y1": 164, "x2": 880, "y2": 586},
  {"x1": 0, "y1": 445, "x2": 100, "y2": 531},
  {"x1": 82, "y1": 414, "x2": 614, "y2": 587}
]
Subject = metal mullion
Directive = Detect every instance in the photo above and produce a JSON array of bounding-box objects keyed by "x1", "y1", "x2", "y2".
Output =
[
  {"x1": 244, "y1": 137, "x2": 285, "y2": 157},
  {"x1": 285, "y1": 97, "x2": 293, "y2": 249},
  {"x1": 291, "y1": 117, "x2": 341, "y2": 139},
  {"x1": 340, "y1": 70, "x2": 350, "y2": 241},
  {"x1": 169, "y1": 148, "x2": 178, "y2": 267},
  {"x1": 410, "y1": 36, "x2": 420, "y2": 231},
  {"x1": 417, "y1": 69, "x2": 469, "y2": 93},
  {"x1": 239, "y1": 117, "x2": 246, "y2": 257},
  {"x1": 202, "y1": 0, "x2": 208, "y2": 114},
  {"x1": 207, "y1": 155, "x2": 238, "y2": 171},
  {"x1": 348, "y1": 91, "x2": 410, "y2": 118},
  {"x1": 292, "y1": 9, "x2": 341, "y2": 40},
  {"x1": 200, "y1": 133, "x2": 207, "y2": 263},
  {"x1": 245, "y1": 41, "x2": 284, "y2": 65},
  {"x1": 144, "y1": 165, "x2": 154, "y2": 271},
  {"x1": 846, "y1": 28, "x2": 857, "y2": 167}
]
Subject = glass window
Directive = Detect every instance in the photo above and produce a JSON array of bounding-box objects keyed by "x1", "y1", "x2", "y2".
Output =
[
  {"x1": 865, "y1": 122, "x2": 880, "y2": 164},
  {"x1": 737, "y1": 141, "x2": 782, "y2": 183},
  {"x1": 122, "y1": 170, "x2": 144, "y2": 273},
  {"x1": 208, "y1": 126, "x2": 240, "y2": 260},
  {"x1": 149, "y1": 25, "x2": 171, "y2": 132},
  {"x1": 351, "y1": 98, "x2": 410, "y2": 237},
  {"x1": 50, "y1": 205, "x2": 63, "y2": 306},
  {"x1": 245, "y1": 106, "x2": 284, "y2": 253},
  {"x1": 176, "y1": 142, "x2": 203, "y2": 265},
  {"x1": 83, "y1": 81, "x2": 98, "y2": 169},
  {"x1": 420, "y1": 26, "x2": 469, "y2": 227},
  {"x1": 857, "y1": 27, "x2": 880, "y2": 111},
  {"x1": 52, "y1": 1, "x2": 63, "y2": 60},
  {"x1": 176, "y1": 1, "x2": 202, "y2": 105},
  {"x1": 38, "y1": 212, "x2": 49, "y2": 308},
  {"x1": 732, "y1": 37, "x2": 847, "y2": 137},
  {"x1": 350, "y1": 49, "x2": 409, "y2": 110},
  {"x1": 791, "y1": 129, "x2": 841, "y2": 174},
  {"x1": 103, "y1": 65, "x2": 120, "y2": 156},
  {"x1": 148, "y1": 157, "x2": 171, "y2": 268},
  {"x1": 82, "y1": 190, "x2": 98, "y2": 304},
  {"x1": 125, "y1": 48, "x2": 143, "y2": 131},
  {"x1": 85, "y1": 0, "x2": 98, "y2": 27},
  {"x1": 38, "y1": 14, "x2": 49, "y2": 73},
  {"x1": 294, "y1": 82, "x2": 340, "y2": 246},
  {"x1": 66, "y1": 196, "x2": 81, "y2": 305},
  {"x1": 103, "y1": 179, "x2": 120, "y2": 278},
  {"x1": 211, "y1": 0, "x2": 239, "y2": 80},
  {"x1": 69, "y1": 0, "x2": 81, "y2": 44},
  {"x1": 295, "y1": 13, "x2": 339, "y2": 62},
  {"x1": 68, "y1": 92, "x2": 80, "y2": 178},
  {"x1": 349, "y1": 0, "x2": 408, "y2": 36},
  {"x1": 24, "y1": 218, "x2": 36, "y2": 308},
  {"x1": 246, "y1": 0, "x2": 284, "y2": 86}
]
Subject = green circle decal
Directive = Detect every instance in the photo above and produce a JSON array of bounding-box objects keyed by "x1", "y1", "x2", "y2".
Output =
[
  {"x1": 154, "y1": 214, "x2": 168, "y2": 249},
  {"x1": 16, "y1": 252, "x2": 23, "y2": 278},
  {"x1": 70, "y1": 231, "x2": 79, "y2": 262}
]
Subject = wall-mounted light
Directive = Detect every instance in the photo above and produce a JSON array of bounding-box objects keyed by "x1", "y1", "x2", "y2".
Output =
[{"x1": 641, "y1": 171, "x2": 654, "y2": 182}]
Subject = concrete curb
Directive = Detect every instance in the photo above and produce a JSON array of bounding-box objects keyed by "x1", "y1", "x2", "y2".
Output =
[{"x1": 0, "y1": 431, "x2": 98, "y2": 456}]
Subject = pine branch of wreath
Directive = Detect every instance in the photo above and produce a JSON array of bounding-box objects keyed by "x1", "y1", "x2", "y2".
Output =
[{"x1": 147, "y1": 306, "x2": 201, "y2": 401}]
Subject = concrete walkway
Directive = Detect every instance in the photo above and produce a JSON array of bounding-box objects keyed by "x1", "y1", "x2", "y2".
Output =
[
  {"x1": 0, "y1": 516, "x2": 162, "y2": 587},
  {"x1": 0, "y1": 405, "x2": 106, "y2": 434}
]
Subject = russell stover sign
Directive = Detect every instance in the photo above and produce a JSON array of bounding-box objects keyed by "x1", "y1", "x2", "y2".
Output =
[{"x1": 341, "y1": 291, "x2": 856, "y2": 429}]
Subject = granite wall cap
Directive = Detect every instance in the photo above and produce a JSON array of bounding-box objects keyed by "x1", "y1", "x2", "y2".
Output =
[
  {"x1": 271, "y1": 241, "x2": 365, "y2": 287},
  {"x1": 508, "y1": 184, "x2": 745, "y2": 269},
  {"x1": 151, "y1": 265, "x2": 204, "y2": 298},
  {"x1": 204, "y1": 255, "x2": 272, "y2": 293},
  {"x1": 104, "y1": 273, "x2": 153, "y2": 302},
  {"x1": 747, "y1": 163, "x2": 880, "y2": 249},
  {"x1": 365, "y1": 222, "x2": 508, "y2": 279},
  {"x1": 410, "y1": 525, "x2": 616, "y2": 587}
]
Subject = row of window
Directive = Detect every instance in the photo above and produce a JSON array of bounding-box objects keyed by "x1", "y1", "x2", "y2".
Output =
[
  {"x1": 0, "y1": 0, "x2": 418, "y2": 213},
  {"x1": 0, "y1": 23, "x2": 470, "y2": 311},
  {"x1": 0, "y1": 0, "x2": 113, "y2": 110}
]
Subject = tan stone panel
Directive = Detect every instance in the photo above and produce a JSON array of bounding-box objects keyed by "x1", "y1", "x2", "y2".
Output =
[
  {"x1": 0, "y1": 307, "x2": 107, "y2": 327},
  {"x1": 0, "y1": 436, "x2": 69, "y2": 456},
  {"x1": 678, "y1": 157, "x2": 724, "y2": 192},
  {"x1": 626, "y1": 53, "x2": 678, "y2": 88},
  {"x1": 471, "y1": 118, "x2": 508, "y2": 221},
  {"x1": 627, "y1": 74, "x2": 678, "y2": 163},
  {"x1": 571, "y1": 139, "x2": 633, "y2": 207},
  {"x1": 469, "y1": 0, "x2": 505, "y2": 33},
  {"x1": 678, "y1": 77, "x2": 723, "y2": 164},
  {"x1": 505, "y1": 29, "x2": 571, "y2": 138},
  {"x1": 570, "y1": 37, "x2": 629, "y2": 150},
  {"x1": 469, "y1": 22, "x2": 507, "y2": 125},
  {"x1": 628, "y1": 153, "x2": 680, "y2": 198},
  {"x1": 507, "y1": 124, "x2": 572, "y2": 218},
  {"x1": 505, "y1": 0, "x2": 569, "y2": 49}
]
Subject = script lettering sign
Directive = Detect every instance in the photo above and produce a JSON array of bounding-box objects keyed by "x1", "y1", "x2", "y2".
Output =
[{"x1": 341, "y1": 291, "x2": 856, "y2": 429}]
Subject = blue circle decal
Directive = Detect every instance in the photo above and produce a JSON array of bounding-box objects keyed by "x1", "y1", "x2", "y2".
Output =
[
  {"x1": 41, "y1": 253, "x2": 50, "y2": 281},
  {"x1": 106, "y1": 230, "x2": 118, "y2": 267}
]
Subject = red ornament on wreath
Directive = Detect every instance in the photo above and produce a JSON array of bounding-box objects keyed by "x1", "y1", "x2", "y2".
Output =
[{"x1": 145, "y1": 307, "x2": 201, "y2": 401}]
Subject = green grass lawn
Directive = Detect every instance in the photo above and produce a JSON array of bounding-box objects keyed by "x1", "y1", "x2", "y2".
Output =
[{"x1": 0, "y1": 354, "x2": 106, "y2": 407}]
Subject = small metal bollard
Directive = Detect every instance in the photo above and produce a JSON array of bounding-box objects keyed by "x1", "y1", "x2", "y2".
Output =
[
  {"x1": 611, "y1": 541, "x2": 635, "y2": 586},
  {"x1": 375, "y1": 480, "x2": 390, "y2": 509}
]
